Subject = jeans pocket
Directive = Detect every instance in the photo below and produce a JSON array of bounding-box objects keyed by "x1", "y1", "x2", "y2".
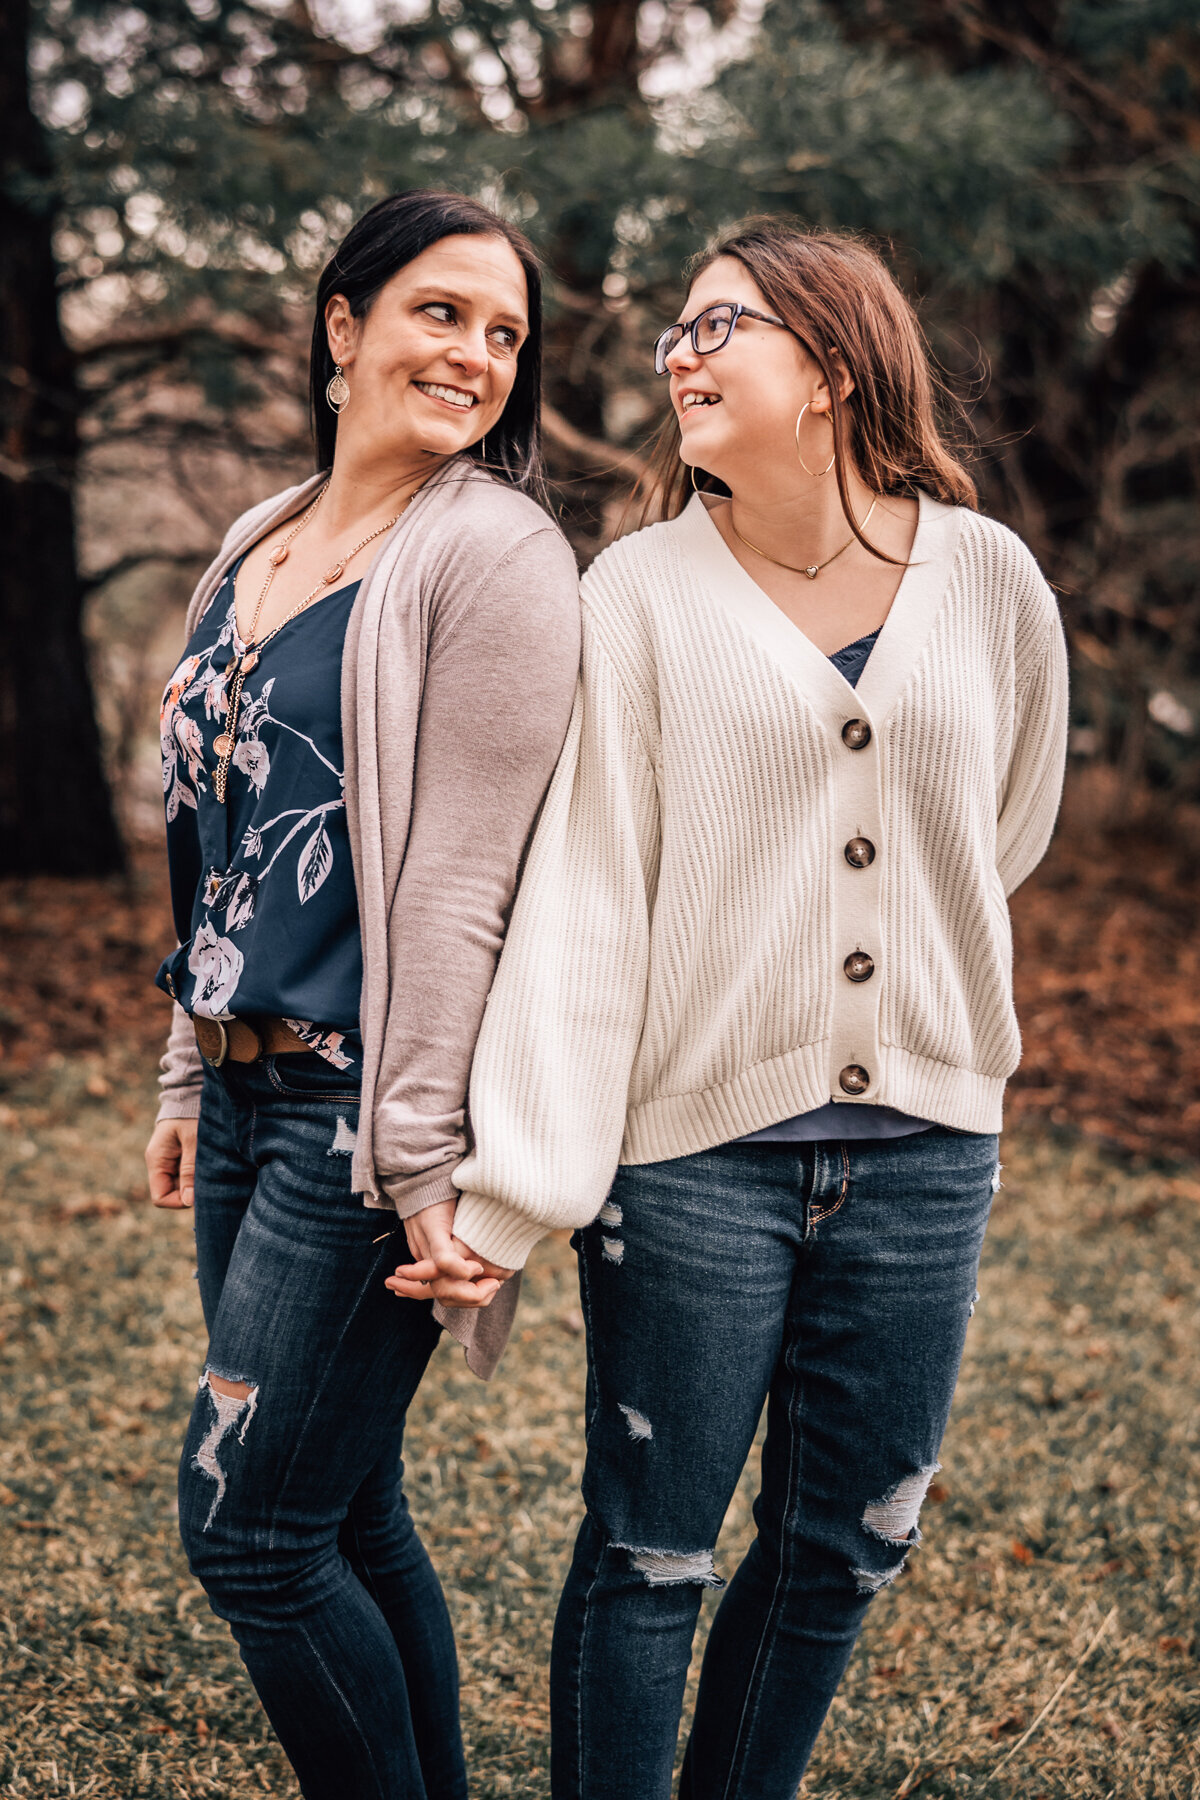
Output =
[{"x1": 265, "y1": 1052, "x2": 362, "y2": 1102}]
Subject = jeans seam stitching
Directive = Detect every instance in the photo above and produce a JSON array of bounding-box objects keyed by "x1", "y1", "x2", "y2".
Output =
[
  {"x1": 719, "y1": 1348, "x2": 804, "y2": 1799},
  {"x1": 809, "y1": 1142, "x2": 850, "y2": 1226},
  {"x1": 267, "y1": 1242, "x2": 395, "y2": 1550},
  {"x1": 575, "y1": 1532, "x2": 606, "y2": 1800},
  {"x1": 573, "y1": 1241, "x2": 606, "y2": 1800},
  {"x1": 346, "y1": 1502, "x2": 386, "y2": 1614},
  {"x1": 297, "y1": 1620, "x2": 389, "y2": 1798}
]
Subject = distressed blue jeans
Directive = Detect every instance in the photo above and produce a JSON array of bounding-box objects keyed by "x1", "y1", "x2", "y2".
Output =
[
  {"x1": 550, "y1": 1128, "x2": 999, "y2": 1800},
  {"x1": 178, "y1": 1054, "x2": 465, "y2": 1800}
]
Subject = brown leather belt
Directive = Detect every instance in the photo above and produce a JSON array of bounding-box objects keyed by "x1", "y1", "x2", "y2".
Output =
[{"x1": 194, "y1": 1016, "x2": 309, "y2": 1069}]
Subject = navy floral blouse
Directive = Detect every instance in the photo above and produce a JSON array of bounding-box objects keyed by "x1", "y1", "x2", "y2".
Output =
[{"x1": 156, "y1": 558, "x2": 364, "y2": 1075}]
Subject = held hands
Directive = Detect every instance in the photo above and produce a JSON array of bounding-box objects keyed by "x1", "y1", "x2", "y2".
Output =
[
  {"x1": 386, "y1": 1198, "x2": 514, "y2": 1310},
  {"x1": 145, "y1": 1117, "x2": 199, "y2": 1209}
]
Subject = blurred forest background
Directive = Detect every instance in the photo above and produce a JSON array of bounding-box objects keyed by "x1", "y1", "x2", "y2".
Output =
[{"x1": 2, "y1": 0, "x2": 1199, "y2": 1138}]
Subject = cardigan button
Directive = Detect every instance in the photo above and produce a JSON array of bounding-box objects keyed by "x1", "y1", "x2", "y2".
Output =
[
  {"x1": 844, "y1": 951, "x2": 874, "y2": 983},
  {"x1": 844, "y1": 836, "x2": 876, "y2": 869},
  {"x1": 842, "y1": 718, "x2": 871, "y2": 750},
  {"x1": 839, "y1": 1064, "x2": 871, "y2": 1095}
]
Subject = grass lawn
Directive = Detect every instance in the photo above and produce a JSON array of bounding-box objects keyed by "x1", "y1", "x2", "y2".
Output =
[{"x1": 1, "y1": 1047, "x2": 1197, "y2": 1799}]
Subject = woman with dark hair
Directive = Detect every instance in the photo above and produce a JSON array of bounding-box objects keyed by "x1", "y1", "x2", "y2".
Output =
[
  {"x1": 425, "y1": 218, "x2": 1069, "y2": 1796},
  {"x1": 144, "y1": 189, "x2": 580, "y2": 1798}
]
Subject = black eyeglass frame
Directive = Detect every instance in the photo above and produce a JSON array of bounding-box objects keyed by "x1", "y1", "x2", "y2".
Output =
[{"x1": 652, "y1": 301, "x2": 788, "y2": 376}]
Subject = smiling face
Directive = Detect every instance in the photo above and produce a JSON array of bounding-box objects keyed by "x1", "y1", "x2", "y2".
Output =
[
  {"x1": 667, "y1": 254, "x2": 834, "y2": 495},
  {"x1": 325, "y1": 232, "x2": 530, "y2": 465}
]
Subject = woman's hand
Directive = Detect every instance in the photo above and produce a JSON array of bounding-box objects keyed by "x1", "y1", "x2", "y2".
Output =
[
  {"x1": 386, "y1": 1198, "x2": 515, "y2": 1309},
  {"x1": 146, "y1": 1117, "x2": 199, "y2": 1210}
]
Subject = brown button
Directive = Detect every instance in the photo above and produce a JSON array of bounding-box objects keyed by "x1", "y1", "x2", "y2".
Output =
[
  {"x1": 844, "y1": 951, "x2": 874, "y2": 983},
  {"x1": 844, "y1": 836, "x2": 876, "y2": 869},
  {"x1": 839, "y1": 1064, "x2": 870, "y2": 1095},
  {"x1": 164, "y1": 973, "x2": 176, "y2": 998},
  {"x1": 842, "y1": 718, "x2": 871, "y2": 750}
]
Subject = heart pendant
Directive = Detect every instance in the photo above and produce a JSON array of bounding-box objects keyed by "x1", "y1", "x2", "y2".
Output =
[
  {"x1": 805, "y1": 565, "x2": 820, "y2": 580},
  {"x1": 268, "y1": 544, "x2": 289, "y2": 566},
  {"x1": 213, "y1": 734, "x2": 233, "y2": 758}
]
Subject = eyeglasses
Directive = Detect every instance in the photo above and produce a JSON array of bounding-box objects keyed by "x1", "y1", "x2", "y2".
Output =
[{"x1": 652, "y1": 301, "x2": 788, "y2": 376}]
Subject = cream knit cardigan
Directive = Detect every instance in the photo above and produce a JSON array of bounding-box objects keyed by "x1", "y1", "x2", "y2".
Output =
[{"x1": 452, "y1": 492, "x2": 1069, "y2": 1270}]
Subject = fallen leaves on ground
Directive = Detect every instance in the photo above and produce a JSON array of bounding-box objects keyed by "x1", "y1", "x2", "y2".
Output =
[{"x1": 1, "y1": 1054, "x2": 1198, "y2": 1798}]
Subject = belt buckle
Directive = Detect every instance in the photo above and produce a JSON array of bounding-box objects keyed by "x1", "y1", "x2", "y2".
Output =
[{"x1": 196, "y1": 1018, "x2": 229, "y2": 1068}]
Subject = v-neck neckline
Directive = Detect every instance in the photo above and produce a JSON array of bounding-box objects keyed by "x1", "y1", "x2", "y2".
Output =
[
  {"x1": 668, "y1": 489, "x2": 964, "y2": 728},
  {"x1": 226, "y1": 554, "x2": 362, "y2": 658}
]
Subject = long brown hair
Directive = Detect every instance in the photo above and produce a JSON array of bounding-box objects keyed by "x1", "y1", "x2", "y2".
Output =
[{"x1": 634, "y1": 218, "x2": 977, "y2": 552}]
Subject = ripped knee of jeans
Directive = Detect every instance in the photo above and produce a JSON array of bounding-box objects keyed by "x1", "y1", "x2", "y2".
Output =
[
  {"x1": 193, "y1": 1368, "x2": 259, "y2": 1531},
  {"x1": 850, "y1": 1461, "x2": 940, "y2": 1596},
  {"x1": 618, "y1": 1542, "x2": 725, "y2": 1589}
]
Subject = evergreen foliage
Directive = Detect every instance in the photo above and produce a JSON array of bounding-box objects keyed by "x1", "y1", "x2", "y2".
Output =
[{"x1": 13, "y1": 0, "x2": 1200, "y2": 829}]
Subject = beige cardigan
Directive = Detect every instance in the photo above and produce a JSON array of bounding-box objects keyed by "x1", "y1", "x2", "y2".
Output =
[
  {"x1": 452, "y1": 493, "x2": 1069, "y2": 1268},
  {"x1": 156, "y1": 458, "x2": 581, "y2": 1376}
]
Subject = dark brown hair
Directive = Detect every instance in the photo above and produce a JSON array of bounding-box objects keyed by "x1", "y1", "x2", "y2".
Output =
[
  {"x1": 635, "y1": 218, "x2": 977, "y2": 551},
  {"x1": 310, "y1": 191, "x2": 546, "y2": 500}
]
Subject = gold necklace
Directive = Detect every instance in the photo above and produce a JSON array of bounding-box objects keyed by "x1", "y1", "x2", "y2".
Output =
[
  {"x1": 212, "y1": 484, "x2": 409, "y2": 803},
  {"x1": 730, "y1": 497, "x2": 879, "y2": 580}
]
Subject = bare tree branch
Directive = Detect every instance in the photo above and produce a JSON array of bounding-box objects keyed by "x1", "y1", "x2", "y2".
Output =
[
  {"x1": 82, "y1": 549, "x2": 209, "y2": 592},
  {"x1": 542, "y1": 404, "x2": 650, "y2": 480}
]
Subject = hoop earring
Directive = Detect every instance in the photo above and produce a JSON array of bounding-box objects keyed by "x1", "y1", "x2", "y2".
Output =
[
  {"x1": 795, "y1": 401, "x2": 835, "y2": 478},
  {"x1": 690, "y1": 464, "x2": 711, "y2": 495},
  {"x1": 326, "y1": 365, "x2": 350, "y2": 414}
]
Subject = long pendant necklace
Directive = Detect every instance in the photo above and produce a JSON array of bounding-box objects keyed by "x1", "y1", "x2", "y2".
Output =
[
  {"x1": 730, "y1": 496, "x2": 879, "y2": 580},
  {"x1": 212, "y1": 484, "x2": 408, "y2": 803}
]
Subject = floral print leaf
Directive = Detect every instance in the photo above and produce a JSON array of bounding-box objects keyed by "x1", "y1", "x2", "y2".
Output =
[
  {"x1": 173, "y1": 714, "x2": 206, "y2": 787},
  {"x1": 225, "y1": 873, "x2": 258, "y2": 931},
  {"x1": 183, "y1": 661, "x2": 227, "y2": 722},
  {"x1": 204, "y1": 869, "x2": 241, "y2": 912},
  {"x1": 239, "y1": 678, "x2": 276, "y2": 738},
  {"x1": 297, "y1": 824, "x2": 333, "y2": 903},
  {"x1": 242, "y1": 828, "x2": 264, "y2": 860}
]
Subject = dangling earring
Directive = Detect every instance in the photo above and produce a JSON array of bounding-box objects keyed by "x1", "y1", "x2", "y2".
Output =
[
  {"x1": 795, "y1": 401, "x2": 835, "y2": 478},
  {"x1": 326, "y1": 365, "x2": 350, "y2": 414}
]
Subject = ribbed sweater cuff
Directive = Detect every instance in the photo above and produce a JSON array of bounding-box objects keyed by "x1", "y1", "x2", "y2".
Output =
[
  {"x1": 380, "y1": 1165, "x2": 462, "y2": 1220},
  {"x1": 156, "y1": 1090, "x2": 203, "y2": 1122},
  {"x1": 450, "y1": 1193, "x2": 550, "y2": 1270}
]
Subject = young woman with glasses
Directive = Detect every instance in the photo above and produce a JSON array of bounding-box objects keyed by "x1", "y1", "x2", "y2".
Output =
[
  {"x1": 400, "y1": 218, "x2": 1069, "y2": 1797},
  {"x1": 143, "y1": 190, "x2": 580, "y2": 1799}
]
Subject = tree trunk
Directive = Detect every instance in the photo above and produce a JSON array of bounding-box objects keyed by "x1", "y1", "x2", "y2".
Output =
[{"x1": 0, "y1": 0, "x2": 124, "y2": 876}]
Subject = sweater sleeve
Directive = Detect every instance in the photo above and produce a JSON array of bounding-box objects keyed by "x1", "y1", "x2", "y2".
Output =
[
  {"x1": 451, "y1": 624, "x2": 661, "y2": 1270},
  {"x1": 156, "y1": 1000, "x2": 204, "y2": 1121},
  {"x1": 370, "y1": 528, "x2": 581, "y2": 1217},
  {"x1": 996, "y1": 597, "x2": 1070, "y2": 897}
]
